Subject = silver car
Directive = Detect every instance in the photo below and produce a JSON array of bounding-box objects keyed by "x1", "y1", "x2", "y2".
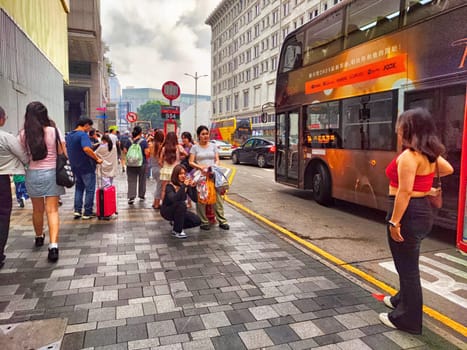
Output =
[{"x1": 210, "y1": 140, "x2": 234, "y2": 159}]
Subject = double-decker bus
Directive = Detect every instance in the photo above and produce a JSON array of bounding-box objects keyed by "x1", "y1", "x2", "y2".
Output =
[
  {"x1": 210, "y1": 117, "x2": 252, "y2": 146},
  {"x1": 274, "y1": 0, "x2": 467, "y2": 244}
]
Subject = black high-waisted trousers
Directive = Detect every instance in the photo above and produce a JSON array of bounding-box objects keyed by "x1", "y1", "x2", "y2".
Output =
[{"x1": 385, "y1": 196, "x2": 433, "y2": 334}]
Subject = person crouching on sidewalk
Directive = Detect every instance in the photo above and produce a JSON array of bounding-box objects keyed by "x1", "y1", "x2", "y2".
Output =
[{"x1": 160, "y1": 164, "x2": 200, "y2": 239}]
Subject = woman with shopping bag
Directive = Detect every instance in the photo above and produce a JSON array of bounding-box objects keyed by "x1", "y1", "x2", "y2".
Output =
[{"x1": 189, "y1": 125, "x2": 229, "y2": 231}]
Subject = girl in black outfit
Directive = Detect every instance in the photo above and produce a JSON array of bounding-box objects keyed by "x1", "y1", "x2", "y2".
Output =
[{"x1": 160, "y1": 164, "x2": 200, "y2": 239}]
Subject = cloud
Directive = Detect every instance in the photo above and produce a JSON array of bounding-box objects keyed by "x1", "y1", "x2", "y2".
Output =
[{"x1": 101, "y1": 0, "x2": 218, "y2": 96}]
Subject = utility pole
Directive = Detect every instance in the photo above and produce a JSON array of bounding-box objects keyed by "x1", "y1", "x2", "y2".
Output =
[{"x1": 184, "y1": 72, "x2": 208, "y2": 133}]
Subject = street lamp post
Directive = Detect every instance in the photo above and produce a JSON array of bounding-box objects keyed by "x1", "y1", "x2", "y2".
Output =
[{"x1": 184, "y1": 72, "x2": 208, "y2": 133}]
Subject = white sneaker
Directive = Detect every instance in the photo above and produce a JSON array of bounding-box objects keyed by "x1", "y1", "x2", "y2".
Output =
[
  {"x1": 175, "y1": 231, "x2": 187, "y2": 239},
  {"x1": 379, "y1": 313, "x2": 397, "y2": 329},
  {"x1": 383, "y1": 296, "x2": 395, "y2": 309}
]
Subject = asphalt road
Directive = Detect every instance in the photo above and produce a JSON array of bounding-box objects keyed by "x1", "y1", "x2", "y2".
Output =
[{"x1": 223, "y1": 161, "x2": 467, "y2": 344}]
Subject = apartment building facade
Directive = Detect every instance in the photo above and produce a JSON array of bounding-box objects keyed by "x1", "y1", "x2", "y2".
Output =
[{"x1": 206, "y1": 0, "x2": 342, "y2": 138}]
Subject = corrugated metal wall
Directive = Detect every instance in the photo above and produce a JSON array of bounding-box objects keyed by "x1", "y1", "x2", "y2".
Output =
[{"x1": 0, "y1": 9, "x2": 65, "y2": 134}]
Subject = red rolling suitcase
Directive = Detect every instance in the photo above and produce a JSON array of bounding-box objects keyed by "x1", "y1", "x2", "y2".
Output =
[{"x1": 96, "y1": 185, "x2": 117, "y2": 220}]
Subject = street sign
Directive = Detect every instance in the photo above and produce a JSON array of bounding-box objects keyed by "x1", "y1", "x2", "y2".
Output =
[
  {"x1": 162, "y1": 81, "x2": 181, "y2": 101},
  {"x1": 126, "y1": 112, "x2": 138, "y2": 123},
  {"x1": 161, "y1": 105, "x2": 180, "y2": 119}
]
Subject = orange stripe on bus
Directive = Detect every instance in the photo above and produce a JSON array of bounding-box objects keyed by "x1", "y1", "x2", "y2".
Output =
[{"x1": 305, "y1": 54, "x2": 407, "y2": 94}]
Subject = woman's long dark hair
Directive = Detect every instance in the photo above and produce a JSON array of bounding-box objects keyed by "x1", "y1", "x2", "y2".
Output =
[
  {"x1": 162, "y1": 132, "x2": 178, "y2": 164},
  {"x1": 152, "y1": 129, "x2": 165, "y2": 160},
  {"x1": 24, "y1": 101, "x2": 50, "y2": 161},
  {"x1": 397, "y1": 108, "x2": 445, "y2": 162},
  {"x1": 101, "y1": 134, "x2": 113, "y2": 152}
]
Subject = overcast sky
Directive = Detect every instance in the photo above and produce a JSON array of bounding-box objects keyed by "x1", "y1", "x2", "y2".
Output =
[{"x1": 100, "y1": 0, "x2": 221, "y2": 97}]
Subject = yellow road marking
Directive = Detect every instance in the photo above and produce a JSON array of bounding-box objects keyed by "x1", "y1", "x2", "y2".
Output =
[{"x1": 222, "y1": 165, "x2": 467, "y2": 338}]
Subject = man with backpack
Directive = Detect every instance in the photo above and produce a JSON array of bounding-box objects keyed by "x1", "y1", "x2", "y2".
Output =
[{"x1": 124, "y1": 126, "x2": 149, "y2": 204}]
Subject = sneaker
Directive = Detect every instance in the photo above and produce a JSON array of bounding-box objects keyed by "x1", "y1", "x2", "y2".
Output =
[
  {"x1": 379, "y1": 313, "x2": 397, "y2": 330},
  {"x1": 171, "y1": 230, "x2": 178, "y2": 237},
  {"x1": 58, "y1": 200, "x2": 63, "y2": 206},
  {"x1": 73, "y1": 212, "x2": 82, "y2": 219},
  {"x1": 174, "y1": 231, "x2": 188, "y2": 239},
  {"x1": 35, "y1": 234, "x2": 45, "y2": 247},
  {"x1": 128, "y1": 199, "x2": 135, "y2": 205},
  {"x1": 383, "y1": 296, "x2": 395, "y2": 309},
  {"x1": 139, "y1": 197, "x2": 145, "y2": 201},
  {"x1": 18, "y1": 198, "x2": 25, "y2": 208},
  {"x1": 82, "y1": 213, "x2": 96, "y2": 220},
  {"x1": 219, "y1": 223, "x2": 230, "y2": 230},
  {"x1": 200, "y1": 223, "x2": 210, "y2": 231},
  {"x1": 48, "y1": 247, "x2": 59, "y2": 262}
]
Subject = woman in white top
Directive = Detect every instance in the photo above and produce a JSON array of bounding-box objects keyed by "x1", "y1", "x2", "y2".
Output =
[
  {"x1": 189, "y1": 125, "x2": 229, "y2": 231},
  {"x1": 19, "y1": 102, "x2": 65, "y2": 262},
  {"x1": 95, "y1": 134, "x2": 118, "y2": 187}
]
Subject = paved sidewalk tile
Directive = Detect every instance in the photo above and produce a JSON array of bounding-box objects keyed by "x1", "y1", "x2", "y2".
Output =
[{"x1": 0, "y1": 174, "x2": 459, "y2": 350}]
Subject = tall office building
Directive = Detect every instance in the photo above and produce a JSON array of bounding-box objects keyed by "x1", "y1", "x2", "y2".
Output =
[{"x1": 206, "y1": 0, "x2": 343, "y2": 137}]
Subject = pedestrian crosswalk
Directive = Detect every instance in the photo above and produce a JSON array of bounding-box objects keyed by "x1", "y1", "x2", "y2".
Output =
[{"x1": 379, "y1": 251, "x2": 467, "y2": 309}]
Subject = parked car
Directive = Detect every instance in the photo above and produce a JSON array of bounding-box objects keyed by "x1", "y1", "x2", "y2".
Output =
[
  {"x1": 210, "y1": 139, "x2": 235, "y2": 159},
  {"x1": 231, "y1": 137, "x2": 275, "y2": 168}
]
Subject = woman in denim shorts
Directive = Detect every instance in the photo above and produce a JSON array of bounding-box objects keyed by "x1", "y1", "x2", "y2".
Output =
[{"x1": 19, "y1": 102, "x2": 65, "y2": 262}]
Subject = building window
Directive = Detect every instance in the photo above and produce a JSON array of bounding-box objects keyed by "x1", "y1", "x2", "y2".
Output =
[
  {"x1": 212, "y1": 102, "x2": 216, "y2": 115},
  {"x1": 245, "y1": 69, "x2": 251, "y2": 81},
  {"x1": 271, "y1": 32, "x2": 279, "y2": 48},
  {"x1": 283, "y1": 1, "x2": 290, "y2": 16},
  {"x1": 226, "y1": 96, "x2": 231, "y2": 112},
  {"x1": 254, "y1": 23, "x2": 260, "y2": 37},
  {"x1": 272, "y1": 9, "x2": 279, "y2": 24},
  {"x1": 234, "y1": 94, "x2": 239, "y2": 110},
  {"x1": 253, "y1": 65, "x2": 259, "y2": 78},
  {"x1": 254, "y1": 86, "x2": 261, "y2": 107},
  {"x1": 254, "y1": 45, "x2": 260, "y2": 58},
  {"x1": 243, "y1": 89, "x2": 249, "y2": 108},
  {"x1": 218, "y1": 99, "x2": 223, "y2": 114},
  {"x1": 271, "y1": 55, "x2": 278, "y2": 71}
]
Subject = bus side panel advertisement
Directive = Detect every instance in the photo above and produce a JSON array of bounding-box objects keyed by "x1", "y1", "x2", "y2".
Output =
[{"x1": 282, "y1": 7, "x2": 466, "y2": 105}]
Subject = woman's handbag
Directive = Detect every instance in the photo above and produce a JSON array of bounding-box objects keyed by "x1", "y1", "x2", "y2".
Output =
[
  {"x1": 55, "y1": 128, "x2": 75, "y2": 188},
  {"x1": 427, "y1": 161, "x2": 442, "y2": 209}
]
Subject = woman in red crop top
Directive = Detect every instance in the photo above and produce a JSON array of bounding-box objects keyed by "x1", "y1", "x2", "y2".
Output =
[{"x1": 379, "y1": 108, "x2": 453, "y2": 334}]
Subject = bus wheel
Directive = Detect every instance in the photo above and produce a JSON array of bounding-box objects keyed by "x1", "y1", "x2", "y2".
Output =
[
  {"x1": 257, "y1": 155, "x2": 266, "y2": 168},
  {"x1": 312, "y1": 164, "x2": 332, "y2": 205},
  {"x1": 232, "y1": 153, "x2": 239, "y2": 164}
]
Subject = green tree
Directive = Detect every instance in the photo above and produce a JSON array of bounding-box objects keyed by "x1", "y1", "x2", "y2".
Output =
[{"x1": 137, "y1": 100, "x2": 168, "y2": 130}]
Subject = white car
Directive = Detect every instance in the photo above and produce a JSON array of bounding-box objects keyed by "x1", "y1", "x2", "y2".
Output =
[{"x1": 210, "y1": 140, "x2": 234, "y2": 159}]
